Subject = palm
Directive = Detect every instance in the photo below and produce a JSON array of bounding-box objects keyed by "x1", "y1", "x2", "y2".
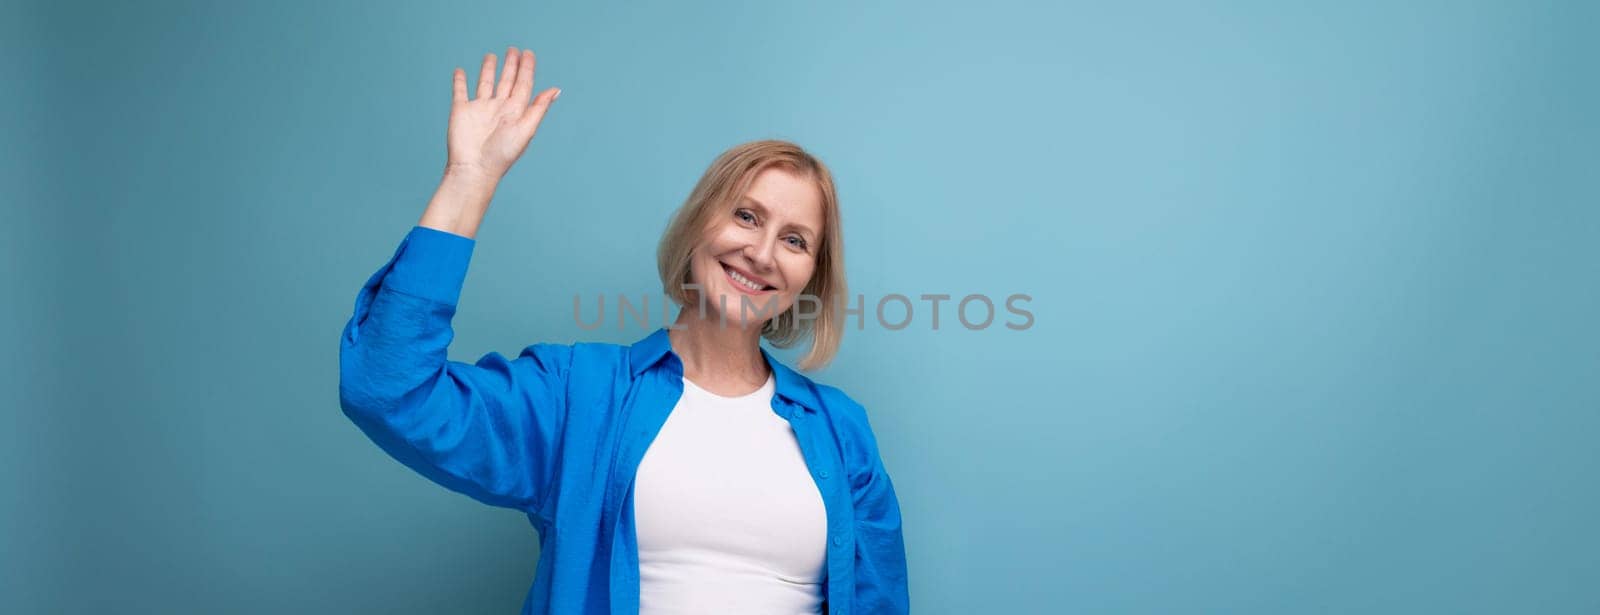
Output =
[{"x1": 446, "y1": 46, "x2": 560, "y2": 180}]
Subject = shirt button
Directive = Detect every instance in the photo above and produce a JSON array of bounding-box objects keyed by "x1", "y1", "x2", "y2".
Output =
[
  {"x1": 818, "y1": 469, "x2": 829, "y2": 479},
  {"x1": 833, "y1": 535, "x2": 845, "y2": 547}
]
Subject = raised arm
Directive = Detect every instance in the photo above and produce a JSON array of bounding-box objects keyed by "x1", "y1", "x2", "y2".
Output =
[{"x1": 338, "y1": 46, "x2": 566, "y2": 513}]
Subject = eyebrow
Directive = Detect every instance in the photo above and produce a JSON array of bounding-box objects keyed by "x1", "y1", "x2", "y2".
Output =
[{"x1": 741, "y1": 196, "x2": 819, "y2": 241}]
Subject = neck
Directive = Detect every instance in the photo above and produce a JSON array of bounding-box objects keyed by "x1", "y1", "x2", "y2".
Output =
[{"x1": 669, "y1": 307, "x2": 770, "y2": 385}]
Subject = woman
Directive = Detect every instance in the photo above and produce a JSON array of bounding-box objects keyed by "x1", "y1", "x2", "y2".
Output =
[{"x1": 338, "y1": 46, "x2": 909, "y2": 614}]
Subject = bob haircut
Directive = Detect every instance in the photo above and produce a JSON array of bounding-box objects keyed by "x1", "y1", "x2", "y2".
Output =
[{"x1": 656, "y1": 139, "x2": 846, "y2": 371}]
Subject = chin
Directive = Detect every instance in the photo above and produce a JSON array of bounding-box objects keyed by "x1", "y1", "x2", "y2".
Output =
[
  {"x1": 706, "y1": 301, "x2": 770, "y2": 329},
  {"x1": 698, "y1": 290, "x2": 782, "y2": 329}
]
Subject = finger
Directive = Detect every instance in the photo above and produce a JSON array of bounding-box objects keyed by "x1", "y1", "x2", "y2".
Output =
[
  {"x1": 476, "y1": 53, "x2": 496, "y2": 100},
  {"x1": 495, "y1": 45, "x2": 519, "y2": 99},
  {"x1": 452, "y1": 68, "x2": 467, "y2": 105},
  {"x1": 511, "y1": 49, "x2": 535, "y2": 108},
  {"x1": 519, "y1": 87, "x2": 560, "y2": 135}
]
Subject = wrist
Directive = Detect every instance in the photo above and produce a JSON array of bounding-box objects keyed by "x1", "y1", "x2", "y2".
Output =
[
  {"x1": 442, "y1": 162, "x2": 501, "y2": 189},
  {"x1": 420, "y1": 170, "x2": 498, "y2": 239}
]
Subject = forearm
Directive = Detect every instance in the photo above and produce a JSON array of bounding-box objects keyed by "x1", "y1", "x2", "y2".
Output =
[{"x1": 418, "y1": 166, "x2": 500, "y2": 239}]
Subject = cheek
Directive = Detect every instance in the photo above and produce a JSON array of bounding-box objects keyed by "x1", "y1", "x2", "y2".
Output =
[
  {"x1": 706, "y1": 224, "x2": 744, "y2": 247},
  {"x1": 688, "y1": 251, "x2": 717, "y2": 288},
  {"x1": 783, "y1": 256, "x2": 818, "y2": 290}
]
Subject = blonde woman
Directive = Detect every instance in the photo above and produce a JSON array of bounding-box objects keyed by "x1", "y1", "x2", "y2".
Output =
[{"x1": 338, "y1": 45, "x2": 909, "y2": 615}]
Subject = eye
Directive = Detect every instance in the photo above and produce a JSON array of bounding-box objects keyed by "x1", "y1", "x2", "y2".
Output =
[
  {"x1": 734, "y1": 209, "x2": 757, "y2": 225},
  {"x1": 786, "y1": 235, "x2": 809, "y2": 250}
]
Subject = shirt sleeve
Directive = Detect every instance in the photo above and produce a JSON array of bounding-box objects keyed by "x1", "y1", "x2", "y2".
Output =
[
  {"x1": 845, "y1": 401, "x2": 911, "y2": 614},
  {"x1": 338, "y1": 225, "x2": 572, "y2": 515}
]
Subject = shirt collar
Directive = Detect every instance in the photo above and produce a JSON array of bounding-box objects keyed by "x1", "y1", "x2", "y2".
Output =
[{"x1": 628, "y1": 326, "x2": 821, "y2": 413}]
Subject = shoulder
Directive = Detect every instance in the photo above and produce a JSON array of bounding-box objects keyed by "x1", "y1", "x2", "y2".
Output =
[
  {"x1": 813, "y1": 381, "x2": 868, "y2": 422},
  {"x1": 512, "y1": 340, "x2": 641, "y2": 419},
  {"x1": 511, "y1": 339, "x2": 631, "y2": 384},
  {"x1": 808, "y1": 379, "x2": 883, "y2": 448},
  {"x1": 569, "y1": 339, "x2": 630, "y2": 364},
  {"x1": 517, "y1": 338, "x2": 630, "y2": 360}
]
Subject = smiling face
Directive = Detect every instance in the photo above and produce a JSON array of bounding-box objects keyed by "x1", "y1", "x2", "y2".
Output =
[{"x1": 687, "y1": 165, "x2": 826, "y2": 330}]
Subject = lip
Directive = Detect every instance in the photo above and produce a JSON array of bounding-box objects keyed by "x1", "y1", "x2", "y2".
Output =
[{"x1": 720, "y1": 262, "x2": 776, "y2": 295}]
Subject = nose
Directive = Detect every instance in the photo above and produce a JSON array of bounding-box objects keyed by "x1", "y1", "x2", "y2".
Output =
[{"x1": 742, "y1": 235, "x2": 777, "y2": 274}]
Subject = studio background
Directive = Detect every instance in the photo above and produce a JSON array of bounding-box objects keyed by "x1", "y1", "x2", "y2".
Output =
[{"x1": 4, "y1": 0, "x2": 1596, "y2": 613}]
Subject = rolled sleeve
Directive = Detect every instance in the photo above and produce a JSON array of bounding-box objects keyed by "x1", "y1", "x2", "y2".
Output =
[{"x1": 382, "y1": 225, "x2": 476, "y2": 306}]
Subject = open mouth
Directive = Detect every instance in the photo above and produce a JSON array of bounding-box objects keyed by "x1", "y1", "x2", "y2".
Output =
[{"x1": 721, "y1": 262, "x2": 776, "y2": 294}]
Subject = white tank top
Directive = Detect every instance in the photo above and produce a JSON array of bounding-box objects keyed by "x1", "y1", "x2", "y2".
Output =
[{"x1": 634, "y1": 372, "x2": 829, "y2": 614}]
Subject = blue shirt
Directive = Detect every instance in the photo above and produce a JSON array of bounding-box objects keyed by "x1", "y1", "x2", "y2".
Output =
[{"x1": 338, "y1": 226, "x2": 910, "y2": 614}]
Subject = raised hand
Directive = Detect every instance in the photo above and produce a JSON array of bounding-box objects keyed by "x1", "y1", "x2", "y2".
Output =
[{"x1": 445, "y1": 45, "x2": 561, "y2": 184}]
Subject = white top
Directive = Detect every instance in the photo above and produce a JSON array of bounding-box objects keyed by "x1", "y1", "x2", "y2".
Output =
[{"x1": 634, "y1": 372, "x2": 829, "y2": 614}]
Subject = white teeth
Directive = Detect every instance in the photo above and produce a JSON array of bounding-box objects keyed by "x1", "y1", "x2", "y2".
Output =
[{"x1": 725, "y1": 265, "x2": 767, "y2": 292}]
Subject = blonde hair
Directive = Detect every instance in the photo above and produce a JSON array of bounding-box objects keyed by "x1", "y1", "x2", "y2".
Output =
[{"x1": 656, "y1": 139, "x2": 847, "y2": 371}]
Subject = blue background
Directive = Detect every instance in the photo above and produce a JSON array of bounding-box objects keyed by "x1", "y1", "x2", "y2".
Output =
[{"x1": 5, "y1": 0, "x2": 1596, "y2": 612}]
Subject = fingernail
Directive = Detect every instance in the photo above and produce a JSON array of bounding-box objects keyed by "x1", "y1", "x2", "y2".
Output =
[{"x1": 553, "y1": 88, "x2": 562, "y2": 100}]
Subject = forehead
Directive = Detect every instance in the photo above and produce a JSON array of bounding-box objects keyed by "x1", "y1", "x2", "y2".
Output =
[{"x1": 741, "y1": 166, "x2": 825, "y2": 235}]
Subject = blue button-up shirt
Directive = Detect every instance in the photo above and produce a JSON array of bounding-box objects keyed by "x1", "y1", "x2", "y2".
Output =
[{"x1": 339, "y1": 226, "x2": 909, "y2": 614}]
